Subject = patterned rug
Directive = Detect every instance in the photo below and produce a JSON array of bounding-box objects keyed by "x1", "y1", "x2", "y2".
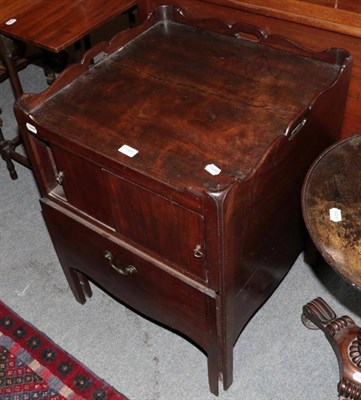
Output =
[{"x1": 0, "y1": 300, "x2": 128, "y2": 400}]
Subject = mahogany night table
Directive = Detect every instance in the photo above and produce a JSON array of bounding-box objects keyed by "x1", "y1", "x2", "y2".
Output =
[{"x1": 14, "y1": 5, "x2": 352, "y2": 395}]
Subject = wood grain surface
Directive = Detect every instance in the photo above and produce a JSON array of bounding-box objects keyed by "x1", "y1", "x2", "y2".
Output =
[
  {"x1": 303, "y1": 133, "x2": 361, "y2": 290},
  {"x1": 0, "y1": 0, "x2": 136, "y2": 51},
  {"x1": 25, "y1": 19, "x2": 345, "y2": 191}
]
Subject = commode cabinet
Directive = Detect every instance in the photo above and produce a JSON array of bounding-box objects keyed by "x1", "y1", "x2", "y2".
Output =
[{"x1": 15, "y1": 5, "x2": 352, "y2": 395}]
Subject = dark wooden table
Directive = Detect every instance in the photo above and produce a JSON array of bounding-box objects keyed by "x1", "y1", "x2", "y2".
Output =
[
  {"x1": 0, "y1": 0, "x2": 137, "y2": 179},
  {"x1": 302, "y1": 133, "x2": 361, "y2": 400}
]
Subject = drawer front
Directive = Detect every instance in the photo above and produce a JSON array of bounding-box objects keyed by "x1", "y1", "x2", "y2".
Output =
[
  {"x1": 51, "y1": 146, "x2": 206, "y2": 281},
  {"x1": 41, "y1": 200, "x2": 212, "y2": 350}
]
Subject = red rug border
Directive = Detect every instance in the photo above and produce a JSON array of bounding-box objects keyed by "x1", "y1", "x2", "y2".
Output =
[{"x1": 0, "y1": 300, "x2": 129, "y2": 400}]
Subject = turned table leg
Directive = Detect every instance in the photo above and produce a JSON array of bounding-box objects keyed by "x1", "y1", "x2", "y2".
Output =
[
  {"x1": 0, "y1": 34, "x2": 27, "y2": 179},
  {"x1": 0, "y1": 109, "x2": 18, "y2": 180},
  {"x1": 302, "y1": 297, "x2": 361, "y2": 399},
  {"x1": 0, "y1": 34, "x2": 23, "y2": 98}
]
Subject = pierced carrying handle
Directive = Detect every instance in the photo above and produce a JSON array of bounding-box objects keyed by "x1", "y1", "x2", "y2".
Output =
[
  {"x1": 80, "y1": 41, "x2": 108, "y2": 66},
  {"x1": 104, "y1": 250, "x2": 137, "y2": 276},
  {"x1": 285, "y1": 109, "x2": 309, "y2": 140},
  {"x1": 232, "y1": 22, "x2": 267, "y2": 42},
  {"x1": 171, "y1": 6, "x2": 267, "y2": 42},
  {"x1": 287, "y1": 117, "x2": 307, "y2": 140}
]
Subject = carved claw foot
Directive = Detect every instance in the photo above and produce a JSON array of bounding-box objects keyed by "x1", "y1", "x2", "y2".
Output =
[
  {"x1": 302, "y1": 297, "x2": 361, "y2": 400},
  {"x1": 302, "y1": 297, "x2": 337, "y2": 330}
]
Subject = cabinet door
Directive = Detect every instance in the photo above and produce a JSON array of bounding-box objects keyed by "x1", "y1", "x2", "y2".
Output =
[
  {"x1": 105, "y1": 170, "x2": 207, "y2": 281},
  {"x1": 51, "y1": 146, "x2": 114, "y2": 228},
  {"x1": 51, "y1": 146, "x2": 207, "y2": 281}
]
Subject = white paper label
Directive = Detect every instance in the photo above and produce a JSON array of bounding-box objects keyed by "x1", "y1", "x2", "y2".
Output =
[
  {"x1": 26, "y1": 123, "x2": 37, "y2": 134},
  {"x1": 353, "y1": 372, "x2": 361, "y2": 384},
  {"x1": 5, "y1": 19, "x2": 17, "y2": 25},
  {"x1": 329, "y1": 208, "x2": 342, "y2": 222},
  {"x1": 205, "y1": 164, "x2": 221, "y2": 176},
  {"x1": 118, "y1": 144, "x2": 138, "y2": 158}
]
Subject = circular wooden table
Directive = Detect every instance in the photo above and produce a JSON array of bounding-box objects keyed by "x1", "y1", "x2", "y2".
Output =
[{"x1": 302, "y1": 133, "x2": 361, "y2": 400}]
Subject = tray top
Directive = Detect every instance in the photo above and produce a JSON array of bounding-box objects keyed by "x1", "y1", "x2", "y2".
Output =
[
  {"x1": 302, "y1": 134, "x2": 361, "y2": 291},
  {"x1": 25, "y1": 11, "x2": 344, "y2": 191}
]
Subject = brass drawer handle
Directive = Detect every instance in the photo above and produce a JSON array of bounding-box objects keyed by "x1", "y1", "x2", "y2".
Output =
[
  {"x1": 103, "y1": 250, "x2": 137, "y2": 276},
  {"x1": 193, "y1": 244, "x2": 203, "y2": 258}
]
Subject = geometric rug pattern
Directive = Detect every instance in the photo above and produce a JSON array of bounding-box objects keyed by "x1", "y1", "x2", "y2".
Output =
[{"x1": 0, "y1": 300, "x2": 128, "y2": 400}]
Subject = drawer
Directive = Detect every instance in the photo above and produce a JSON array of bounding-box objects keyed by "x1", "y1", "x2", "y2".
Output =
[
  {"x1": 41, "y1": 199, "x2": 213, "y2": 350},
  {"x1": 51, "y1": 146, "x2": 207, "y2": 281}
]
